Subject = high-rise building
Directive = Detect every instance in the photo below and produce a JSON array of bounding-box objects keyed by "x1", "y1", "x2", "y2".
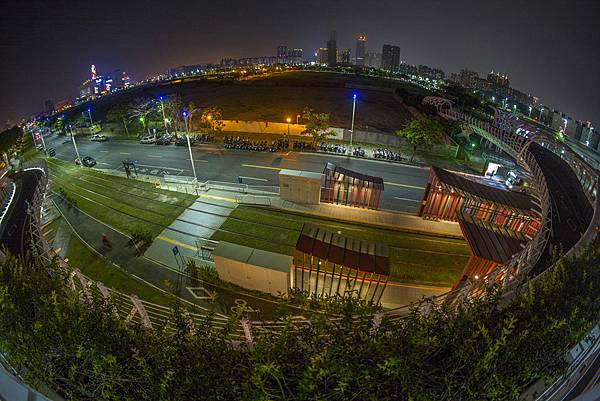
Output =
[
  {"x1": 457, "y1": 69, "x2": 480, "y2": 88},
  {"x1": 287, "y1": 48, "x2": 303, "y2": 65},
  {"x1": 364, "y1": 52, "x2": 381, "y2": 68},
  {"x1": 355, "y1": 34, "x2": 366, "y2": 66},
  {"x1": 418, "y1": 65, "x2": 445, "y2": 80},
  {"x1": 340, "y1": 49, "x2": 351, "y2": 65},
  {"x1": 277, "y1": 45, "x2": 288, "y2": 64},
  {"x1": 381, "y1": 44, "x2": 401, "y2": 72},
  {"x1": 316, "y1": 48, "x2": 328, "y2": 65},
  {"x1": 44, "y1": 100, "x2": 54, "y2": 114},
  {"x1": 487, "y1": 71, "x2": 510, "y2": 87},
  {"x1": 326, "y1": 31, "x2": 337, "y2": 66}
]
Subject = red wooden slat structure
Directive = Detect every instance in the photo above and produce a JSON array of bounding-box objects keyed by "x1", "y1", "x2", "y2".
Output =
[
  {"x1": 293, "y1": 223, "x2": 390, "y2": 304},
  {"x1": 321, "y1": 163, "x2": 384, "y2": 209},
  {"x1": 418, "y1": 166, "x2": 541, "y2": 237}
]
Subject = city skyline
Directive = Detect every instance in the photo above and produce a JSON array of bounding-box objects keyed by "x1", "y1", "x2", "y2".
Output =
[{"x1": 1, "y1": 0, "x2": 599, "y2": 126}]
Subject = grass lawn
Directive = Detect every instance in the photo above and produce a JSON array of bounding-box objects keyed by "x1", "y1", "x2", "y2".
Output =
[
  {"x1": 46, "y1": 157, "x2": 196, "y2": 237},
  {"x1": 211, "y1": 205, "x2": 470, "y2": 287},
  {"x1": 65, "y1": 233, "x2": 174, "y2": 306}
]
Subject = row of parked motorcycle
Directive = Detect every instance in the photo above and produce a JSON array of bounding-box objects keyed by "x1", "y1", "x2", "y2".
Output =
[
  {"x1": 223, "y1": 136, "x2": 292, "y2": 152},
  {"x1": 373, "y1": 148, "x2": 403, "y2": 161}
]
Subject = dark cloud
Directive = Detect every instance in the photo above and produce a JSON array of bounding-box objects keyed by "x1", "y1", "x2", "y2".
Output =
[{"x1": 1, "y1": 0, "x2": 599, "y2": 124}]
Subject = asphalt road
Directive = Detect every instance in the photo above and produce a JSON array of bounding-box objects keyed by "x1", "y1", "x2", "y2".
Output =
[
  {"x1": 0, "y1": 169, "x2": 43, "y2": 257},
  {"x1": 43, "y1": 133, "x2": 430, "y2": 212}
]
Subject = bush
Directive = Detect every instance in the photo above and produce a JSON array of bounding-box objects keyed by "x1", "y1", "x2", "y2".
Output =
[
  {"x1": 130, "y1": 225, "x2": 153, "y2": 244},
  {"x1": 0, "y1": 239, "x2": 598, "y2": 400}
]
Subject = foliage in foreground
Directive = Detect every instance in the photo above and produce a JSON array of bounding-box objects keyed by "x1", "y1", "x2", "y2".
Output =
[{"x1": 0, "y1": 242, "x2": 598, "y2": 400}]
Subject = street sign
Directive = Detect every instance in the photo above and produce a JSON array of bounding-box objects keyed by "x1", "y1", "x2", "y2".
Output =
[
  {"x1": 172, "y1": 245, "x2": 179, "y2": 256},
  {"x1": 47, "y1": 148, "x2": 56, "y2": 157}
]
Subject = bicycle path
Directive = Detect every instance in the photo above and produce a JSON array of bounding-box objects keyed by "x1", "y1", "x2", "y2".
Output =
[{"x1": 52, "y1": 195, "x2": 285, "y2": 319}]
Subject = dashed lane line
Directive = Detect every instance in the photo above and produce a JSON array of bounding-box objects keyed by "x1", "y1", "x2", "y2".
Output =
[
  {"x1": 241, "y1": 164, "x2": 282, "y2": 171},
  {"x1": 239, "y1": 176, "x2": 268, "y2": 182},
  {"x1": 385, "y1": 181, "x2": 425, "y2": 190},
  {"x1": 393, "y1": 196, "x2": 421, "y2": 203}
]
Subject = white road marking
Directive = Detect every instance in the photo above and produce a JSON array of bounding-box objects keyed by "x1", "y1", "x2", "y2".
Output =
[
  {"x1": 119, "y1": 152, "x2": 131, "y2": 155},
  {"x1": 98, "y1": 162, "x2": 112, "y2": 166},
  {"x1": 100, "y1": 150, "x2": 109, "y2": 153},
  {"x1": 148, "y1": 155, "x2": 162, "y2": 158},
  {"x1": 393, "y1": 196, "x2": 421, "y2": 203},
  {"x1": 239, "y1": 176, "x2": 268, "y2": 182}
]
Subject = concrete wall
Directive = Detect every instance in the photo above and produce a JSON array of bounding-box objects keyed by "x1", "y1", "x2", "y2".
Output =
[
  {"x1": 214, "y1": 255, "x2": 290, "y2": 296},
  {"x1": 222, "y1": 120, "x2": 307, "y2": 136},
  {"x1": 279, "y1": 170, "x2": 322, "y2": 204},
  {"x1": 342, "y1": 128, "x2": 457, "y2": 157}
]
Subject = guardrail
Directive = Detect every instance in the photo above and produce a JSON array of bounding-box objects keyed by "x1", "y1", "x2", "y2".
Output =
[{"x1": 422, "y1": 97, "x2": 600, "y2": 398}]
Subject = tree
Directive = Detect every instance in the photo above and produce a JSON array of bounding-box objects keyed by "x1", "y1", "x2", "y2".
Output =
[
  {"x1": 127, "y1": 98, "x2": 156, "y2": 137},
  {"x1": 106, "y1": 103, "x2": 131, "y2": 138},
  {"x1": 200, "y1": 106, "x2": 224, "y2": 132},
  {"x1": 395, "y1": 115, "x2": 443, "y2": 162},
  {"x1": 161, "y1": 95, "x2": 184, "y2": 137},
  {"x1": 300, "y1": 107, "x2": 335, "y2": 142}
]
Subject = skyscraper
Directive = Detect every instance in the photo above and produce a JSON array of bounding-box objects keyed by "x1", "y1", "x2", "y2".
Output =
[
  {"x1": 287, "y1": 48, "x2": 303, "y2": 65},
  {"x1": 355, "y1": 34, "x2": 366, "y2": 66},
  {"x1": 316, "y1": 48, "x2": 328, "y2": 65},
  {"x1": 364, "y1": 52, "x2": 381, "y2": 68},
  {"x1": 381, "y1": 45, "x2": 401, "y2": 72},
  {"x1": 340, "y1": 49, "x2": 351, "y2": 65},
  {"x1": 277, "y1": 45, "x2": 288, "y2": 64},
  {"x1": 326, "y1": 31, "x2": 337, "y2": 66}
]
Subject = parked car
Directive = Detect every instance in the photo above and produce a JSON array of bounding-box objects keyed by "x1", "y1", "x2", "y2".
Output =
[
  {"x1": 140, "y1": 136, "x2": 156, "y2": 144},
  {"x1": 156, "y1": 136, "x2": 172, "y2": 145},
  {"x1": 76, "y1": 156, "x2": 97, "y2": 167},
  {"x1": 175, "y1": 137, "x2": 188, "y2": 146},
  {"x1": 91, "y1": 134, "x2": 107, "y2": 142}
]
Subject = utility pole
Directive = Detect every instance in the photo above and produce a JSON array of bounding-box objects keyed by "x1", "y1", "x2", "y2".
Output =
[{"x1": 350, "y1": 93, "x2": 357, "y2": 149}]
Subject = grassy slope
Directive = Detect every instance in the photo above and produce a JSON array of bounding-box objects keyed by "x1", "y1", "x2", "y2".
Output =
[
  {"x1": 47, "y1": 158, "x2": 196, "y2": 237},
  {"x1": 211, "y1": 205, "x2": 470, "y2": 287},
  {"x1": 65, "y1": 233, "x2": 173, "y2": 306}
]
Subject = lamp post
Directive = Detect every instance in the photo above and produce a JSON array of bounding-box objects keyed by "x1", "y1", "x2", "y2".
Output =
[
  {"x1": 85, "y1": 108, "x2": 94, "y2": 135},
  {"x1": 350, "y1": 93, "x2": 357, "y2": 149},
  {"x1": 182, "y1": 111, "x2": 197, "y2": 182},
  {"x1": 159, "y1": 96, "x2": 168, "y2": 135},
  {"x1": 286, "y1": 117, "x2": 291, "y2": 136},
  {"x1": 296, "y1": 114, "x2": 300, "y2": 124},
  {"x1": 68, "y1": 124, "x2": 82, "y2": 167}
]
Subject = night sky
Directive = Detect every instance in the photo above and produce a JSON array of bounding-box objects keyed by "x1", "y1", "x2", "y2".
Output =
[{"x1": 1, "y1": 0, "x2": 599, "y2": 126}]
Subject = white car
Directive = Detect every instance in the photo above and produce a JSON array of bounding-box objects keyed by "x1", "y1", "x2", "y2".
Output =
[
  {"x1": 91, "y1": 134, "x2": 107, "y2": 142},
  {"x1": 140, "y1": 136, "x2": 156, "y2": 144}
]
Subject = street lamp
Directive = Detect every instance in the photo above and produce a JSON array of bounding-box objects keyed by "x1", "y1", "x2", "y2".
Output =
[
  {"x1": 296, "y1": 114, "x2": 301, "y2": 124},
  {"x1": 85, "y1": 108, "x2": 94, "y2": 133},
  {"x1": 286, "y1": 117, "x2": 291, "y2": 136},
  {"x1": 182, "y1": 111, "x2": 197, "y2": 182},
  {"x1": 68, "y1": 124, "x2": 82, "y2": 167},
  {"x1": 350, "y1": 93, "x2": 357, "y2": 150},
  {"x1": 158, "y1": 96, "x2": 168, "y2": 135}
]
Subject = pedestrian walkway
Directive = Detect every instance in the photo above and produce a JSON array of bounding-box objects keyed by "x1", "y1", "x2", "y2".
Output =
[
  {"x1": 51, "y1": 195, "x2": 285, "y2": 319},
  {"x1": 144, "y1": 195, "x2": 237, "y2": 268}
]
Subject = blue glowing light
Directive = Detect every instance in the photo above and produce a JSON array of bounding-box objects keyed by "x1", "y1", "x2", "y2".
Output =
[
  {"x1": 353, "y1": 93, "x2": 357, "y2": 100},
  {"x1": 67, "y1": 124, "x2": 72, "y2": 128},
  {"x1": 182, "y1": 111, "x2": 188, "y2": 117}
]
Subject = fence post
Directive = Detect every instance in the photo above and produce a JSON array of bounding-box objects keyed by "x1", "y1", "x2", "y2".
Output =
[
  {"x1": 240, "y1": 318, "x2": 254, "y2": 349},
  {"x1": 370, "y1": 310, "x2": 384, "y2": 340}
]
